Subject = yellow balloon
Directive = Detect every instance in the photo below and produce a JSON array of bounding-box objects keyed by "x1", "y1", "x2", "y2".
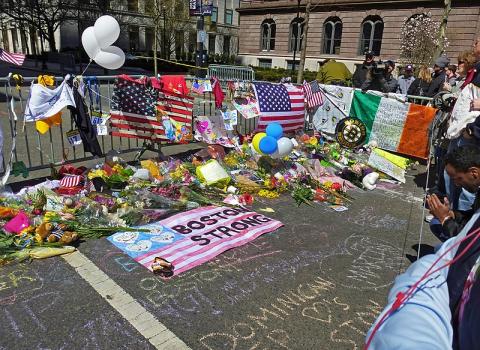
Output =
[{"x1": 252, "y1": 132, "x2": 266, "y2": 154}]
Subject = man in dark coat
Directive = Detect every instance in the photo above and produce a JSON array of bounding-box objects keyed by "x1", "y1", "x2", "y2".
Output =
[
  {"x1": 352, "y1": 51, "x2": 375, "y2": 88},
  {"x1": 426, "y1": 56, "x2": 450, "y2": 97}
]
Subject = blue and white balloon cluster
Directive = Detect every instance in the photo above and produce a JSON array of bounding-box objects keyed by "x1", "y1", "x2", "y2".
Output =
[{"x1": 252, "y1": 123, "x2": 294, "y2": 158}]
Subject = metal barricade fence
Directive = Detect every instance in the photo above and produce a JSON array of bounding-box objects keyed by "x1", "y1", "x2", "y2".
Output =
[
  {"x1": 0, "y1": 75, "x2": 258, "y2": 181},
  {"x1": 207, "y1": 65, "x2": 255, "y2": 81},
  {"x1": 0, "y1": 75, "x2": 432, "y2": 181}
]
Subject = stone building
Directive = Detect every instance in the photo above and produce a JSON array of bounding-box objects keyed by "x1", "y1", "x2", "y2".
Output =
[
  {"x1": 237, "y1": 0, "x2": 480, "y2": 72},
  {"x1": 0, "y1": 0, "x2": 240, "y2": 59}
]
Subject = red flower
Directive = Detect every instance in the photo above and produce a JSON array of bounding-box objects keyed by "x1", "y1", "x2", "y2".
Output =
[
  {"x1": 314, "y1": 189, "x2": 327, "y2": 202},
  {"x1": 331, "y1": 182, "x2": 342, "y2": 191},
  {"x1": 239, "y1": 193, "x2": 254, "y2": 205}
]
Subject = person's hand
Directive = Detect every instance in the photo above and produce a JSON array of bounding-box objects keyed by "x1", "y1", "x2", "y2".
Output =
[
  {"x1": 426, "y1": 194, "x2": 453, "y2": 223},
  {"x1": 442, "y1": 82, "x2": 452, "y2": 92},
  {"x1": 471, "y1": 98, "x2": 480, "y2": 111},
  {"x1": 462, "y1": 129, "x2": 473, "y2": 139}
]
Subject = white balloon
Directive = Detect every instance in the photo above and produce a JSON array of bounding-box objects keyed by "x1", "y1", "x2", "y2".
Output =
[
  {"x1": 81, "y1": 26, "x2": 100, "y2": 59},
  {"x1": 276, "y1": 137, "x2": 294, "y2": 156},
  {"x1": 94, "y1": 15, "x2": 120, "y2": 49},
  {"x1": 94, "y1": 46, "x2": 125, "y2": 70}
]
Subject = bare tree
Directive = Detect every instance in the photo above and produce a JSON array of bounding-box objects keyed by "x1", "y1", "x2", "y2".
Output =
[
  {"x1": 435, "y1": 0, "x2": 451, "y2": 58},
  {"x1": 0, "y1": 0, "x2": 73, "y2": 52},
  {"x1": 148, "y1": 0, "x2": 192, "y2": 72},
  {"x1": 296, "y1": 0, "x2": 311, "y2": 84}
]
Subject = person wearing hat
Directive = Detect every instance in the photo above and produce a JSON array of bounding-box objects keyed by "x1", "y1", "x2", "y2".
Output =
[
  {"x1": 426, "y1": 56, "x2": 449, "y2": 97},
  {"x1": 352, "y1": 51, "x2": 376, "y2": 88},
  {"x1": 382, "y1": 60, "x2": 399, "y2": 93},
  {"x1": 361, "y1": 59, "x2": 398, "y2": 93},
  {"x1": 397, "y1": 64, "x2": 415, "y2": 95}
]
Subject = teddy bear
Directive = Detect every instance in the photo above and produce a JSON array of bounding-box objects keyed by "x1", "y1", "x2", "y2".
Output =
[
  {"x1": 46, "y1": 223, "x2": 79, "y2": 244},
  {"x1": 35, "y1": 222, "x2": 53, "y2": 242}
]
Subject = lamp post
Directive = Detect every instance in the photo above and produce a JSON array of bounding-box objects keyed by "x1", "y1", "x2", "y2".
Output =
[
  {"x1": 291, "y1": 0, "x2": 300, "y2": 74},
  {"x1": 162, "y1": 5, "x2": 167, "y2": 59}
]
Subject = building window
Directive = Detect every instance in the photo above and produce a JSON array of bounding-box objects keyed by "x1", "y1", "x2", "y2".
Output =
[
  {"x1": 208, "y1": 34, "x2": 216, "y2": 55},
  {"x1": 189, "y1": 31, "x2": 196, "y2": 53},
  {"x1": 258, "y1": 58, "x2": 272, "y2": 69},
  {"x1": 211, "y1": 6, "x2": 218, "y2": 23},
  {"x1": 323, "y1": 17, "x2": 342, "y2": 55},
  {"x1": 225, "y1": 9, "x2": 233, "y2": 25},
  {"x1": 145, "y1": 0, "x2": 154, "y2": 15},
  {"x1": 145, "y1": 27, "x2": 154, "y2": 52},
  {"x1": 129, "y1": 26, "x2": 139, "y2": 52},
  {"x1": 223, "y1": 36, "x2": 231, "y2": 55},
  {"x1": 175, "y1": 31, "x2": 184, "y2": 58},
  {"x1": 260, "y1": 19, "x2": 276, "y2": 51},
  {"x1": 11, "y1": 29, "x2": 19, "y2": 52},
  {"x1": 359, "y1": 16, "x2": 384, "y2": 56},
  {"x1": 2, "y1": 29, "x2": 9, "y2": 52},
  {"x1": 287, "y1": 60, "x2": 300, "y2": 70},
  {"x1": 128, "y1": 0, "x2": 138, "y2": 12},
  {"x1": 289, "y1": 17, "x2": 304, "y2": 52}
]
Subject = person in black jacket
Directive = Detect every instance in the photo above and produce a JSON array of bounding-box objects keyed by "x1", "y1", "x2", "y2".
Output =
[
  {"x1": 425, "y1": 56, "x2": 450, "y2": 97},
  {"x1": 407, "y1": 65, "x2": 432, "y2": 98},
  {"x1": 427, "y1": 145, "x2": 480, "y2": 241},
  {"x1": 352, "y1": 51, "x2": 375, "y2": 88}
]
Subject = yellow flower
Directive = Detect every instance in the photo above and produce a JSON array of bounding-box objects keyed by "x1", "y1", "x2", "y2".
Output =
[
  {"x1": 88, "y1": 169, "x2": 107, "y2": 180},
  {"x1": 43, "y1": 211, "x2": 56, "y2": 222},
  {"x1": 113, "y1": 164, "x2": 124, "y2": 172},
  {"x1": 323, "y1": 181, "x2": 333, "y2": 189},
  {"x1": 258, "y1": 189, "x2": 280, "y2": 198},
  {"x1": 309, "y1": 137, "x2": 318, "y2": 146}
]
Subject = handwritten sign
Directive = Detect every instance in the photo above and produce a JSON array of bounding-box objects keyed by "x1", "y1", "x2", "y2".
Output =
[
  {"x1": 66, "y1": 130, "x2": 82, "y2": 146},
  {"x1": 368, "y1": 151, "x2": 406, "y2": 183}
]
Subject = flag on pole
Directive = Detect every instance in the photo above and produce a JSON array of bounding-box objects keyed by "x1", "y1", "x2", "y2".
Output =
[
  {"x1": 0, "y1": 48, "x2": 25, "y2": 66},
  {"x1": 302, "y1": 80, "x2": 323, "y2": 109},
  {"x1": 253, "y1": 82, "x2": 305, "y2": 132}
]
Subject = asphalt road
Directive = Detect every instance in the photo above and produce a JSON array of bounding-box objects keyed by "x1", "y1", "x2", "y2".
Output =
[{"x1": 0, "y1": 167, "x2": 437, "y2": 350}]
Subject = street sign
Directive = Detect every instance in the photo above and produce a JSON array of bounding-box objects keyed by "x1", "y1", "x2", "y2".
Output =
[
  {"x1": 189, "y1": 0, "x2": 213, "y2": 16},
  {"x1": 197, "y1": 30, "x2": 206, "y2": 44}
]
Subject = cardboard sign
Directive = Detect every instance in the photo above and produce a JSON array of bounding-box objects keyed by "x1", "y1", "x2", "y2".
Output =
[{"x1": 66, "y1": 130, "x2": 82, "y2": 146}]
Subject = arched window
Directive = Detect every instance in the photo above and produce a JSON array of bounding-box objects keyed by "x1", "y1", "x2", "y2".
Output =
[
  {"x1": 289, "y1": 17, "x2": 304, "y2": 52},
  {"x1": 359, "y1": 16, "x2": 384, "y2": 56},
  {"x1": 260, "y1": 19, "x2": 276, "y2": 51},
  {"x1": 323, "y1": 17, "x2": 342, "y2": 54}
]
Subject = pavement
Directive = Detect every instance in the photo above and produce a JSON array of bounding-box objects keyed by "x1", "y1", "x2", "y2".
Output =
[{"x1": 0, "y1": 165, "x2": 439, "y2": 350}]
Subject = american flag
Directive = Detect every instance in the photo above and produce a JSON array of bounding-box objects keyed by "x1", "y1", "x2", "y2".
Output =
[
  {"x1": 253, "y1": 82, "x2": 305, "y2": 132},
  {"x1": 59, "y1": 175, "x2": 83, "y2": 188},
  {"x1": 109, "y1": 75, "x2": 193, "y2": 142},
  {"x1": 0, "y1": 48, "x2": 25, "y2": 66},
  {"x1": 302, "y1": 80, "x2": 324, "y2": 109}
]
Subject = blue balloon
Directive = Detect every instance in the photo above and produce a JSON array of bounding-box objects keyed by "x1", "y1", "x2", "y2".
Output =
[
  {"x1": 259, "y1": 136, "x2": 278, "y2": 154},
  {"x1": 266, "y1": 123, "x2": 283, "y2": 140}
]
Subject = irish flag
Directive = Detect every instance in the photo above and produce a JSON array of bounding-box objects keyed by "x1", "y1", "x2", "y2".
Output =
[{"x1": 349, "y1": 91, "x2": 436, "y2": 159}]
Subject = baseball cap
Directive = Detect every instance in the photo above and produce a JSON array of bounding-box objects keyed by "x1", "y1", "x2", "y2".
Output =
[
  {"x1": 434, "y1": 56, "x2": 450, "y2": 69},
  {"x1": 385, "y1": 60, "x2": 395, "y2": 68},
  {"x1": 365, "y1": 51, "x2": 374, "y2": 58},
  {"x1": 405, "y1": 64, "x2": 413, "y2": 71}
]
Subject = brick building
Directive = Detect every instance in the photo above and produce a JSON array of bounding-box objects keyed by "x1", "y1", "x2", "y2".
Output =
[{"x1": 237, "y1": 0, "x2": 480, "y2": 72}]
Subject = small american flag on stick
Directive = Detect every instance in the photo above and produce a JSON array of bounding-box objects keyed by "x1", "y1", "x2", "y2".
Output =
[
  {"x1": 0, "y1": 48, "x2": 25, "y2": 66},
  {"x1": 302, "y1": 80, "x2": 323, "y2": 109}
]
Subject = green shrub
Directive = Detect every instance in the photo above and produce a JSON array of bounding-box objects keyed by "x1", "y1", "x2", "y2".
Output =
[{"x1": 252, "y1": 66, "x2": 317, "y2": 83}]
